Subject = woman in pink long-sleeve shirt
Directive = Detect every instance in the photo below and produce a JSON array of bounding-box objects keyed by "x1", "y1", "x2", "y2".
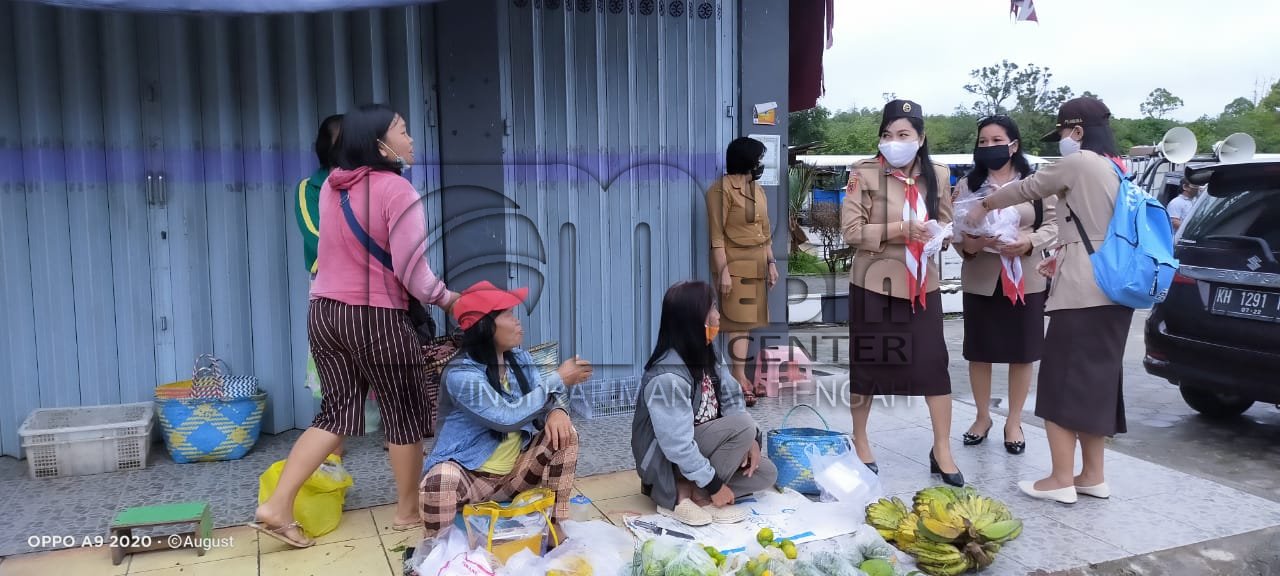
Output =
[{"x1": 253, "y1": 104, "x2": 459, "y2": 548}]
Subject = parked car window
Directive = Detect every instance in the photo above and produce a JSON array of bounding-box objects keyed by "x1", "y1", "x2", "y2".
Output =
[{"x1": 1180, "y1": 187, "x2": 1280, "y2": 250}]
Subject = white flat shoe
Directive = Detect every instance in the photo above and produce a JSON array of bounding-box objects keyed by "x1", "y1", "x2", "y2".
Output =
[
  {"x1": 1075, "y1": 482, "x2": 1111, "y2": 499},
  {"x1": 1018, "y1": 480, "x2": 1077, "y2": 504},
  {"x1": 703, "y1": 504, "x2": 749, "y2": 524},
  {"x1": 657, "y1": 499, "x2": 712, "y2": 526}
]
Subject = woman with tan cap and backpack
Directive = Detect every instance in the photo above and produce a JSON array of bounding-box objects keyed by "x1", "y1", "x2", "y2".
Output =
[{"x1": 967, "y1": 96, "x2": 1133, "y2": 504}]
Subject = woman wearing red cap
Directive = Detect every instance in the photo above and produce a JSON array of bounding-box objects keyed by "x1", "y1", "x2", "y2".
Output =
[
  {"x1": 253, "y1": 104, "x2": 460, "y2": 548},
  {"x1": 631, "y1": 281, "x2": 777, "y2": 526},
  {"x1": 420, "y1": 281, "x2": 593, "y2": 540},
  {"x1": 968, "y1": 96, "x2": 1132, "y2": 504}
]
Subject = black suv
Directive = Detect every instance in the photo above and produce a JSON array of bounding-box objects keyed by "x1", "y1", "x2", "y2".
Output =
[{"x1": 1144, "y1": 160, "x2": 1280, "y2": 417}]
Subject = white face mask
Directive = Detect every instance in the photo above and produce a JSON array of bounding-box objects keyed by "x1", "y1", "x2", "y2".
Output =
[
  {"x1": 1058, "y1": 128, "x2": 1081, "y2": 156},
  {"x1": 879, "y1": 140, "x2": 920, "y2": 168}
]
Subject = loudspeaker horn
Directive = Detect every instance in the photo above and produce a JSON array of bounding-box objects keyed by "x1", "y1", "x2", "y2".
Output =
[
  {"x1": 1213, "y1": 132, "x2": 1256, "y2": 163},
  {"x1": 1156, "y1": 126, "x2": 1197, "y2": 164}
]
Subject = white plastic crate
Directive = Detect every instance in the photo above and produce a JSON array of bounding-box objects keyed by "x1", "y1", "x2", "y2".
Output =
[
  {"x1": 569, "y1": 377, "x2": 640, "y2": 419},
  {"x1": 17, "y1": 401, "x2": 155, "y2": 479}
]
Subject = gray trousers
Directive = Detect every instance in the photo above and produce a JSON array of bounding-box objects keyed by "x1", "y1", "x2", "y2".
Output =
[{"x1": 693, "y1": 412, "x2": 778, "y2": 497}]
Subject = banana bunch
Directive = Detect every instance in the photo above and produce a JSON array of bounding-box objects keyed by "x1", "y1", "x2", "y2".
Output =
[
  {"x1": 865, "y1": 496, "x2": 911, "y2": 541},
  {"x1": 866, "y1": 486, "x2": 1024, "y2": 576}
]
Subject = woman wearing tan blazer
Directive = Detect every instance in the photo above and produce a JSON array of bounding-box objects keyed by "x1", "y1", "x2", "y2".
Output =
[
  {"x1": 842, "y1": 99, "x2": 962, "y2": 487},
  {"x1": 953, "y1": 115, "x2": 1057, "y2": 456},
  {"x1": 970, "y1": 97, "x2": 1133, "y2": 504},
  {"x1": 707, "y1": 137, "x2": 779, "y2": 407}
]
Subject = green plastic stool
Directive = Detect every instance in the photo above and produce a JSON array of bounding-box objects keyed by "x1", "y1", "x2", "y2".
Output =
[{"x1": 109, "y1": 502, "x2": 212, "y2": 566}]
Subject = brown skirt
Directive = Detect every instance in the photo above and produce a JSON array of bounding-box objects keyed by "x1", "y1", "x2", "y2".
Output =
[
  {"x1": 962, "y1": 281, "x2": 1047, "y2": 364},
  {"x1": 719, "y1": 274, "x2": 770, "y2": 332},
  {"x1": 848, "y1": 284, "x2": 951, "y2": 397},
  {"x1": 1035, "y1": 305, "x2": 1134, "y2": 437}
]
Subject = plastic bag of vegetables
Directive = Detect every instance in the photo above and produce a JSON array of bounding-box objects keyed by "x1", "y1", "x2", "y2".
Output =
[
  {"x1": 792, "y1": 550, "x2": 866, "y2": 576},
  {"x1": 632, "y1": 535, "x2": 684, "y2": 576},
  {"x1": 662, "y1": 542, "x2": 720, "y2": 576},
  {"x1": 737, "y1": 546, "x2": 794, "y2": 576}
]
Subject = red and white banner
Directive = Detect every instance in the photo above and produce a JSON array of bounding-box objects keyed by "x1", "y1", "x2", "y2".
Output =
[{"x1": 1011, "y1": 0, "x2": 1039, "y2": 22}]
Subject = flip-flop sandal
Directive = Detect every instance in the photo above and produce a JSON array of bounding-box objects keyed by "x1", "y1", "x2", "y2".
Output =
[
  {"x1": 391, "y1": 521, "x2": 421, "y2": 532},
  {"x1": 248, "y1": 520, "x2": 314, "y2": 548}
]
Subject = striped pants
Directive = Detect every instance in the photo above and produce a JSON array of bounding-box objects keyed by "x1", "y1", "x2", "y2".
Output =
[
  {"x1": 418, "y1": 427, "x2": 578, "y2": 538},
  {"x1": 308, "y1": 298, "x2": 431, "y2": 445}
]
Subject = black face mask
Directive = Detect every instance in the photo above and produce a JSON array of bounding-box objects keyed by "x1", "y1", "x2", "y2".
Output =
[
  {"x1": 750, "y1": 163, "x2": 765, "y2": 181},
  {"x1": 973, "y1": 144, "x2": 1012, "y2": 171}
]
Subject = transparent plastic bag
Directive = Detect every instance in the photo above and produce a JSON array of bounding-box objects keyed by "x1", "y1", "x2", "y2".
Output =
[
  {"x1": 412, "y1": 526, "x2": 501, "y2": 576},
  {"x1": 663, "y1": 542, "x2": 720, "y2": 576},
  {"x1": 808, "y1": 444, "x2": 883, "y2": 511},
  {"x1": 633, "y1": 535, "x2": 683, "y2": 575},
  {"x1": 540, "y1": 520, "x2": 634, "y2": 575},
  {"x1": 953, "y1": 193, "x2": 1021, "y2": 247},
  {"x1": 922, "y1": 220, "x2": 953, "y2": 260}
]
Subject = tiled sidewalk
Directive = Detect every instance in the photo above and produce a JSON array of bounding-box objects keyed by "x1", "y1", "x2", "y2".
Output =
[{"x1": 3, "y1": 381, "x2": 1280, "y2": 575}]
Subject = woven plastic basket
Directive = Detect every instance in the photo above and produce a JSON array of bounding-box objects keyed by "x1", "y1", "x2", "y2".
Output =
[{"x1": 766, "y1": 404, "x2": 852, "y2": 495}]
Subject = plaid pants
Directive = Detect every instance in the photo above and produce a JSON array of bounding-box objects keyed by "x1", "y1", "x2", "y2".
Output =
[{"x1": 419, "y1": 427, "x2": 578, "y2": 538}]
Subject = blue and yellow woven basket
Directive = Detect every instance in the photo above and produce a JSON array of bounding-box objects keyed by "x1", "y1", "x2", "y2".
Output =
[
  {"x1": 767, "y1": 404, "x2": 852, "y2": 495},
  {"x1": 155, "y1": 380, "x2": 266, "y2": 464}
]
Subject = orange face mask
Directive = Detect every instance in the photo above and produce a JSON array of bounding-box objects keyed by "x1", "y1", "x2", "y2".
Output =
[{"x1": 705, "y1": 324, "x2": 719, "y2": 344}]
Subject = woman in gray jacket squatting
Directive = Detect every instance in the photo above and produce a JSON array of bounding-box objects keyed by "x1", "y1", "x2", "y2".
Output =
[{"x1": 632, "y1": 281, "x2": 779, "y2": 527}]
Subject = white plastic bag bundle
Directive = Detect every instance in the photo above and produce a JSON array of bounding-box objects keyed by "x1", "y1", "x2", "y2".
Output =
[
  {"x1": 952, "y1": 194, "x2": 1021, "y2": 251},
  {"x1": 411, "y1": 526, "x2": 501, "y2": 576},
  {"x1": 922, "y1": 220, "x2": 953, "y2": 260},
  {"x1": 807, "y1": 444, "x2": 883, "y2": 512}
]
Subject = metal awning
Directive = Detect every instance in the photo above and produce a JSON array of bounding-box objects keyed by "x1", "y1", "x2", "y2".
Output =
[{"x1": 20, "y1": 0, "x2": 444, "y2": 13}]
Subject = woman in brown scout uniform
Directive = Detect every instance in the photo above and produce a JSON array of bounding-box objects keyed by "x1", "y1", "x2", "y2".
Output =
[
  {"x1": 954, "y1": 115, "x2": 1057, "y2": 455},
  {"x1": 841, "y1": 99, "x2": 962, "y2": 486},
  {"x1": 706, "y1": 137, "x2": 779, "y2": 407},
  {"x1": 968, "y1": 97, "x2": 1132, "y2": 504}
]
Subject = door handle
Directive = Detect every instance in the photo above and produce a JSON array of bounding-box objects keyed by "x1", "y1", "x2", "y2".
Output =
[
  {"x1": 146, "y1": 173, "x2": 155, "y2": 205},
  {"x1": 157, "y1": 173, "x2": 166, "y2": 206}
]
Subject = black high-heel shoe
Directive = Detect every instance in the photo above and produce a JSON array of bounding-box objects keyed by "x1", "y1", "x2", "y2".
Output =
[
  {"x1": 929, "y1": 450, "x2": 965, "y2": 487},
  {"x1": 1004, "y1": 425, "x2": 1025, "y2": 455},
  {"x1": 864, "y1": 462, "x2": 879, "y2": 475},
  {"x1": 962, "y1": 422, "x2": 993, "y2": 446}
]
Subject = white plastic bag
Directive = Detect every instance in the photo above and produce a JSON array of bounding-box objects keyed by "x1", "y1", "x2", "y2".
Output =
[
  {"x1": 922, "y1": 220, "x2": 953, "y2": 260},
  {"x1": 952, "y1": 193, "x2": 1021, "y2": 249},
  {"x1": 807, "y1": 444, "x2": 883, "y2": 511},
  {"x1": 412, "y1": 526, "x2": 500, "y2": 576},
  {"x1": 536, "y1": 520, "x2": 633, "y2": 576}
]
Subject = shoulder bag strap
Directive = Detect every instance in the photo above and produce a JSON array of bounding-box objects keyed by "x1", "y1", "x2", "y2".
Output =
[
  {"x1": 339, "y1": 189, "x2": 394, "y2": 272},
  {"x1": 1032, "y1": 199, "x2": 1043, "y2": 231},
  {"x1": 1066, "y1": 203, "x2": 1095, "y2": 255}
]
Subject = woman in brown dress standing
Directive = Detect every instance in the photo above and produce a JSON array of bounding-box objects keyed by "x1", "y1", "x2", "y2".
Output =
[
  {"x1": 954, "y1": 115, "x2": 1057, "y2": 455},
  {"x1": 706, "y1": 137, "x2": 779, "y2": 407},
  {"x1": 969, "y1": 97, "x2": 1132, "y2": 504},
  {"x1": 842, "y1": 100, "x2": 962, "y2": 486}
]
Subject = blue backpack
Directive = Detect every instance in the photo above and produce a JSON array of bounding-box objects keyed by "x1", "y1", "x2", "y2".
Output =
[{"x1": 1067, "y1": 161, "x2": 1180, "y2": 309}]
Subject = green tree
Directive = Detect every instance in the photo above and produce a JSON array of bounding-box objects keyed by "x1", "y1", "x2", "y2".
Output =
[
  {"x1": 1222, "y1": 97, "x2": 1255, "y2": 117},
  {"x1": 962, "y1": 60, "x2": 1075, "y2": 155},
  {"x1": 789, "y1": 106, "x2": 831, "y2": 147},
  {"x1": 1140, "y1": 88, "x2": 1184, "y2": 119}
]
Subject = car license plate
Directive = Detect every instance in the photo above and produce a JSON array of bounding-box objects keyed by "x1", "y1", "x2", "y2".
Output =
[{"x1": 1209, "y1": 286, "x2": 1280, "y2": 322}]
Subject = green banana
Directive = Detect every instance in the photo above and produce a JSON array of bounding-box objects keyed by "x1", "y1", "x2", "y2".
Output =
[
  {"x1": 917, "y1": 556, "x2": 975, "y2": 576},
  {"x1": 977, "y1": 519, "x2": 1023, "y2": 543},
  {"x1": 918, "y1": 516, "x2": 964, "y2": 543}
]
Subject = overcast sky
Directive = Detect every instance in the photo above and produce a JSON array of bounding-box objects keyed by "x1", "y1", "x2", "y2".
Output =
[{"x1": 818, "y1": 0, "x2": 1280, "y2": 122}]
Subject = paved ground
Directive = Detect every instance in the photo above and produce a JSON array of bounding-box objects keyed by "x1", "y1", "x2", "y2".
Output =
[{"x1": 788, "y1": 310, "x2": 1280, "y2": 507}]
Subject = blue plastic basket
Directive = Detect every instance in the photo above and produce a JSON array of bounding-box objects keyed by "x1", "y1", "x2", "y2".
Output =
[{"x1": 766, "y1": 404, "x2": 852, "y2": 495}]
